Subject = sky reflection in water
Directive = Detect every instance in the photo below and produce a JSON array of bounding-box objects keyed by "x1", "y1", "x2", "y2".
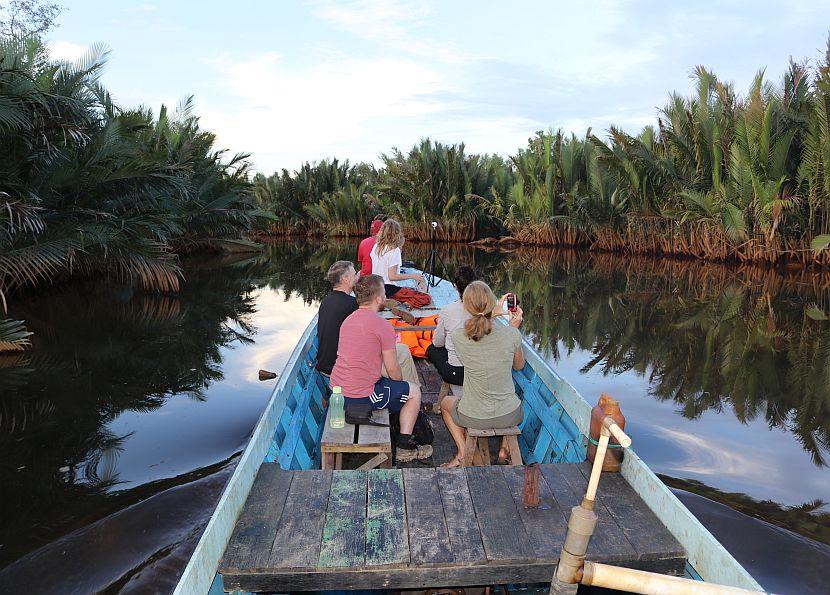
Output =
[{"x1": 3, "y1": 240, "x2": 830, "y2": 593}]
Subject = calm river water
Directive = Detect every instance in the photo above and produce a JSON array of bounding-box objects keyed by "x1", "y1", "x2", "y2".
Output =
[{"x1": 1, "y1": 240, "x2": 829, "y2": 594}]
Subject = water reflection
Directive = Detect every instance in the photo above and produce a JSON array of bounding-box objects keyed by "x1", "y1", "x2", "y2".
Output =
[
  {"x1": 2, "y1": 239, "x2": 830, "y2": 593},
  {"x1": 0, "y1": 251, "x2": 317, "y2": 571}
]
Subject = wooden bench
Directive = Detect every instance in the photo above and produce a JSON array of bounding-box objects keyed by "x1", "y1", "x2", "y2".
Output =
[
  {"x1": 320, "y1": 408, "x2": 392, "y2": 470},
  {"x1": 463, "y1": 426, "x2": 523, "y2": 467}
]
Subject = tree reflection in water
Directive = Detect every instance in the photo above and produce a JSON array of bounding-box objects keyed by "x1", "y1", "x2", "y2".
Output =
[{"x1": 2, "y1": 239, "x2": 829, "y2": 577}]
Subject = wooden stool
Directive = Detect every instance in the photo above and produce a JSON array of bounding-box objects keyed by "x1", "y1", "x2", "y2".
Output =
[
  {"x1": 320, "y1": 408, "x2": 392, "y2": 470},
  {"x1": 433, "y1": 381, "x2": 451, "y2": 413},
  {"x1": 462, "y1": 426, "x2": 523, "y2": 467}
]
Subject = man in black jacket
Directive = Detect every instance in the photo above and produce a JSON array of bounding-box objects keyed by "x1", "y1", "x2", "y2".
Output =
[{"x1": 316, "y1": 261, "x2": 358, "y2": 377}]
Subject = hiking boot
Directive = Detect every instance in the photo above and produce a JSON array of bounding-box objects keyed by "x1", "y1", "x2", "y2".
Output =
[{"x1": 396, "y1": 438, "x2": 433, "y2": 462}]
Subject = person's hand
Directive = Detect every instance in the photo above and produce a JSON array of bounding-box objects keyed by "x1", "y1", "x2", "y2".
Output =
[
  {"x1": 497, "y1": 293, "x2": 510, "y2": 313},
  {"x1": 508, "y1": 306, "x2": 523, "y2": 328}
]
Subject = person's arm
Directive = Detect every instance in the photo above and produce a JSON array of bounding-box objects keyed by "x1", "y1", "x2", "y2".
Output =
[
  {"x1": 387, "y1": 264, "x2": 424, "y2": 284},
  {"x1": 513, "y1": 346, "x2": 526, "y2": 371},
  {"x1": 382, "y1": 348, "x2": 403, "y2": 380},
  {"x1": 432, "y1": 314, "x2": 446, "y2": 348},
  {"x1": 509, "y1": 307, "x2": 525, "y2": 370}
]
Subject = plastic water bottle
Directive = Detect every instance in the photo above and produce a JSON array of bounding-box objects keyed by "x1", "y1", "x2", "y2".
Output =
[{"x1": 330, "y1": 386, "x2": 345, "y2": 428}]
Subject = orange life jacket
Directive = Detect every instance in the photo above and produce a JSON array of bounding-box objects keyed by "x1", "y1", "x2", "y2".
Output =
[{"x1": 389, "y1": 314, "x2": 439, "y2": 359}]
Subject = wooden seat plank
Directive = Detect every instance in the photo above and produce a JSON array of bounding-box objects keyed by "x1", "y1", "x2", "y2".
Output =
[
  {"x1": 357, "y1": 409, "x2": 391, "y2": 447},
  {"x1": 402, "y1": 468, "x2": 454, "y2": 565},
  {"x1": 318, "y1": 470, "x2": 368, "y2": 568},
  {"x1": 464, "y1": 466, "x2": 536, "y2": 561},
  {"x1": 435, "y1": 468, "x2": 486, "y2": 563},
  {"x1": 365, "y1": 468, "x2": 410, "y2": 566},
  {"x1": 501, "y1": 465, "x2": 568, "y2": 558},
  {"x1": 268, "y1": 470, "x2": 332, "y2": 568},
  {"x1": 547, "y1": 463, "x2": 637, "y2": 561},
  {"x1": 320, "y1": 411, "x2": 356, "y2": 449},
  {"x1": 220, "y1": 465, "x2": 293, "y2": 571},
  {"x1": 576, "y1": 462, "x2": 684, "y2": 560}
]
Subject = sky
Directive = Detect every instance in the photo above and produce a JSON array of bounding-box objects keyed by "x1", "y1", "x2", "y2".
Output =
[{"x1": 48, "y1": 0, "x2": 830, "y2": 174}]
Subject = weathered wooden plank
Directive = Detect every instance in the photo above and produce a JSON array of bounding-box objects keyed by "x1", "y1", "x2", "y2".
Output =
[
  {"x1": 356, "y1": 452, "x2": 389, "y2": 470},
  {"x1": 222, "y1": 556, "x2": 685, "y2": 592},
  {"x1": 220, "y1": 465, "x2": 293, "y2": 571},
  {"x1": 268, "y1": 470, "x2": 332, "y2": 568},
  {"x1": 357, "y1": 408, "x2": 391, "y2": 447},
  {"x1": 501, "y1": 465, "x2": 568, "y2": 558},
  {"x1": 576, "y1": 461, "x2": 684, "y2": 560},
  {"x1": 320, "y1": 410, "x2": 356, "y2": 448},
  {"x1": 402, "y1": 468, "x2": 454, "y2": 565},
  {"x1": 365, "y1": 468, "x2": 409, "y2": 566},
  {"x1": 464, "y1": 466, "x2": 535, "y2": 561},
  {"x1": 435, "y1": 468, "x2": 486, "y2": 563},
  {"x1": 546, "y1": 463, "x2": 637, "y2": 561},
  {"x1": 318, "y1": 470, "x2": 368, "y2": 568}
]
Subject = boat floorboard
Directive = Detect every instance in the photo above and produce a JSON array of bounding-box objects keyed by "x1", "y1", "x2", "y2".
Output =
[{"x1": 219, "y1": 462, "x2": 686, "y2": 592}]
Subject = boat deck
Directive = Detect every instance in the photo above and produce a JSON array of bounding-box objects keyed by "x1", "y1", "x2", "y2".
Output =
[{"x1": 219, "y1": 461, "x2": 685, "y2": 592}]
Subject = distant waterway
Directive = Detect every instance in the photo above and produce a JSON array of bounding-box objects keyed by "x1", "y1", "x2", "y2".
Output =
[{"x1": 1, "y1": 240, "x2": 828, "y2": 594}]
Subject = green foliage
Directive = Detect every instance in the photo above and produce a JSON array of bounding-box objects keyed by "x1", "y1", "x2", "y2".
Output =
[
  {"x1": 0, "y1": 37, "x2": 265, "y2": 345},
  {"x1": 260, "y1": 39, "x2": 830, "y2": 264}
]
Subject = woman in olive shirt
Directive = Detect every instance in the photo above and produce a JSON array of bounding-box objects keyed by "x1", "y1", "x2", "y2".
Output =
[{"x1": 439, "y1": 281, "x2": 525, "y2": 467}]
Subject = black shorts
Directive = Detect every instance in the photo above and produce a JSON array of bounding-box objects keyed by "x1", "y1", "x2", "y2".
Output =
[
  {"x1": 347, "y1": 377, "x2": 412, "y2": 413},
  {"x1": 384, "y1": 284, "x2": 401, "y2": 299}
]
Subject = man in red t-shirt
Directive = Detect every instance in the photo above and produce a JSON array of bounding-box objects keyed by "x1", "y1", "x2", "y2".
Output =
[
  {"x1": 331, "y1": 274, "x2": 431, "y2": 461},
  {"x1": 357, "y1": 216, "x2": 385, "y2": 276}
]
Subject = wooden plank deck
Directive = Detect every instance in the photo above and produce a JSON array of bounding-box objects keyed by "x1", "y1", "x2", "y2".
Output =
[{"x1": 219, "y1": 464, "x2": 686, "y2": 592}]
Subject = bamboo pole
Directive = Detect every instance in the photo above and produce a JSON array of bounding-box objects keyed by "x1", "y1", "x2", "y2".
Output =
[
  {"x1": 552, "y1": 417, "x2": 632, "y2": 594},
  {"x1": 580, "y1": 562, "x2": 764, "y2": 594}
]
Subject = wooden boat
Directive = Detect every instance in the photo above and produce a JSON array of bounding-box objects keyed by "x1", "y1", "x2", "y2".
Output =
[{"x1": 174, "y1": 271, "x2": 764, "y2": 594}]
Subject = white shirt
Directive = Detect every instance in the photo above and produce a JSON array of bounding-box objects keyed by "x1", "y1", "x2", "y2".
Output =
[
  {"x1": 432, "y1": 299, "x2": 470, "y2": 367},
  {"x1": 370, "y1": 245, "x2": 402, "y2": 285}
]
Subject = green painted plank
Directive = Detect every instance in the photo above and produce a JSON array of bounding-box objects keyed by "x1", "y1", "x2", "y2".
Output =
[
  {"x1": 318, "y1": 470, "x2": 368, "y2": 567},
  {"x1": 365, "y1": 468, "x2": 409, "y2": 566}
]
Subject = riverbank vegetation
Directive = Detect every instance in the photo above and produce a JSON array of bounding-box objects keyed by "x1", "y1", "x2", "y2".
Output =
[
  {"x1": 0, "y1": 37, "x2": 268, "y2": 350},
  {"x1": 256, "y1": 40, "x2": 830, "y2": 268}
]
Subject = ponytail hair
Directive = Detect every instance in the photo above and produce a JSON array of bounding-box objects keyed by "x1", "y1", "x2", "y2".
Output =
[{"x1": 462, "y1": 281, "x2": 497, "y2": 341}]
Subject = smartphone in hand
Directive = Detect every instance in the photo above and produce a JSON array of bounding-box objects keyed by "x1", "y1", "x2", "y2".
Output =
[{"x1": 506, "y1": 292, "x2": 520, "y2": 312}]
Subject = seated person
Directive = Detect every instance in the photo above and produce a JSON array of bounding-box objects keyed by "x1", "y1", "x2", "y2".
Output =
[
  {"x1": 316, "y1": 260, "x2": 358, "y2": 377},
  {"x1": 317, "y1": 261, "x2": 419, "y2": 386},
  {"x1": 440, "y1": 280, "x2": 525, "y2": 468},
  {"x1": 426, "y1": 266, "x2": 478, "y2": 390},
  {"x1": 357, "y1": 215, "x2": 386, "y2": 276},
  {"x1": 331, "y1": 275, "x2": 431, "y2": 461},
  {"x1": 370, "y1": 218, "x2": 426, "y2": 299}
]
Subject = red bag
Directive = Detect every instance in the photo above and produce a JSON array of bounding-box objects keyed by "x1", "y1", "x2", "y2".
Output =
[{"x1": 391, "y1": 287, "x2": 432, "y2": 308}]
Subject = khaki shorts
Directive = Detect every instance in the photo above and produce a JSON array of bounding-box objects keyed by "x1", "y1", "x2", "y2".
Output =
[{"x1": 450, "y1": 400, "x2": 523, "y2": 429}]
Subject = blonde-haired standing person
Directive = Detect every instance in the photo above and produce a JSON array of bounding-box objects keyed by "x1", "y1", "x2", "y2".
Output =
[
  {"x1": 370, "y1": 218, "x2": 426, "y2": 299},
  {"x1": 440, "y1": 280, "x2": 525, "y2": 467}
]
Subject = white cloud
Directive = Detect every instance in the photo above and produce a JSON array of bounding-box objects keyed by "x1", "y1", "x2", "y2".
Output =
[
  {"x1": 48, "y1": 40, "x2": 87, "y2": 62},
  {"x1": 309, "y1": 0, "x2": 470, "y2": 63},
  {"x1": 199, "y1": 50, "x2": 459, "y2": 171}
]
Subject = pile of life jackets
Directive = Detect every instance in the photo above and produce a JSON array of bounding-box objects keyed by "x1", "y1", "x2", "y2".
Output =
[{"x1": 389, "y1": 314, "x2": 439, "y2": 359}]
